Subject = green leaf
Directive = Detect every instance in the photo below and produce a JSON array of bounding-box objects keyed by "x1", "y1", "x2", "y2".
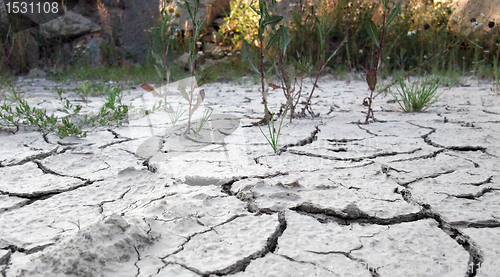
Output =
[
  {"x1": 259, "y1": 0, "x2": 269, "y2": 18},
  {"x1": 263, "y1": 15, "x2": 283, "y2": 28},
  {"x1": 265, "y1": 32, "x2": 279, "y2": 52},
  {"x1": 270, "y1": 0, "x2": 277, "y2": 11},
  {"x1": 249, "y1": 0, "x2": 260, "y2": 15},
  {"x1": 242, "y1": 40, "x2": 260, "y2": 75},
  {"x1": 289, "y1": 56, "x2": 310, "y2": 75},
  {"x1": 185, "y1": 1, "x2": 194, "y2": 22},
  {"x1": 367, "y1": 19, "x2": 380, "y2": 48},
  {"x1": 385, "y1": 2, "x2": 401, "y2": 27},
  {"x1": 277, "y1": 25, "x2": 290, "y2": 54},
  {"x1": 194, "y1": 19, "x2": 205, "y2": 36}
]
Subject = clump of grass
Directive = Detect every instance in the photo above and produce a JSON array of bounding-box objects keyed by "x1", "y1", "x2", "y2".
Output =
[
  {"x1": 76, "y1": 81, "x2": 92, "y2": 103},
  {"x1": 393, "y1": 79, "x2": 441, "y2": 112}
]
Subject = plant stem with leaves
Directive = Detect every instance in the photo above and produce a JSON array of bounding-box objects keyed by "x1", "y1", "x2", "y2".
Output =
[
  {"x1": 183, "y1": 0, "x2": 205, "y2": 134},
  {"x1": 248, "y1": 0, "x2": 283, "y2": 124},
  {"x1": 364, "y1": 0, "x2": 401, "y2": 124}
]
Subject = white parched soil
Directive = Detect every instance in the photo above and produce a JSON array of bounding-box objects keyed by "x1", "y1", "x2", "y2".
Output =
[{"x1": 1, "y1": 75, "x2": 500, "y2": 277}]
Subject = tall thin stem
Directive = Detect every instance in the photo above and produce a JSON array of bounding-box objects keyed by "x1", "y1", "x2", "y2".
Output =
[
  {"x1": 365, "y1": 5, "x2": 387, "y2": 124},
  {"x1": 259, "y1": 24, "x2": 270, "y2": 122}
]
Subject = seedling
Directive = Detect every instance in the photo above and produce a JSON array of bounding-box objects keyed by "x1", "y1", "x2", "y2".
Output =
[
  {"x1": 260, "y1": 103, "x2": 288, "y2": 154},
  {"x1": 168, "y1": 104, "x2": 186, "y2": 126},
  {"x1": 77, "y1": 81, "x2": 92, "y2": 103},
  {"x1": 192, "y1": 107, "x2": 213, "y2": 135}
]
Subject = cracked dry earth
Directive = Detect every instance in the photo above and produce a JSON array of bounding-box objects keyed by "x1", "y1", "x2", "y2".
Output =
[{"x1": 1, "y1": 75, "x2": 499, "y2": 277}]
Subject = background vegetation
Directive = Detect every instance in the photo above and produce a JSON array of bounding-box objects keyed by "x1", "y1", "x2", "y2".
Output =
[
  {"x1": 0, "y1": 0, "x2": 499, "y2": 138},
  {"x1": 0, "y1": 0, "x2": 497, "y2": 84}
]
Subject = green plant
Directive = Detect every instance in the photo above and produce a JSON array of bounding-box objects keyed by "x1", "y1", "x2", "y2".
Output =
[
  {"x1": 297, "y1": 11, "x2": 346, "y2": 117},
  {"x1": 364, "y1": 0, "x2": 401, "y2": 124},
  {"x1": 69, "y1": 219, "x2": 81, "y2": 231},
  {"x1": 393, "y1": 79, "x2": 441, "y2": 112},
  {"x1": 168, "y1": 104, "x2": 186, "y2": 126},
  {"x1": 0, "y1": 85, "x2": 129, "y2": 138},
  {"x1": 192, "y1": 107, "x2": 212, "y2": 135},
  {"x1": 150, "y1": 0, "x2": 182, "y2": 87},
  {"x1": 183, "y1": 0, "x2": 205, "y2": 134},
  {"x1": 76, "y1": 81, "x2": 92, "y2": 103},
  {"x1": 242, "y1": 0, "x2": 283, "y2": 125},
  {"x1": 219, "y1": 0, "x2": 259, "y2": 45},
  {"x1": 259, "y1": 104, "x2": 288, "y2": 154}
]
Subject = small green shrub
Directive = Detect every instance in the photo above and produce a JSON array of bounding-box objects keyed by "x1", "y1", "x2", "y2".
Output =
[
  {"x1": 219, "y1": 0, "x2": 259, "y2": 45},
  {"x1": 393, "y1": 79, "x2": 441, "y2": 112}
]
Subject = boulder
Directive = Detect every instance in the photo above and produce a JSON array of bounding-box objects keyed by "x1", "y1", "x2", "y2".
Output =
[
  {"x1": 175, "y1": 52, "x2": 191, "y2": 70},
  {"x1": 40, "y1": 11, "x2": 101, "y2": 38}
]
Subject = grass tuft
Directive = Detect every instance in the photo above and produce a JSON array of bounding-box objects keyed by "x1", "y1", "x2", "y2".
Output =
[{"x1": 393, "y1": 79, "x2": 441, "y2": 112}]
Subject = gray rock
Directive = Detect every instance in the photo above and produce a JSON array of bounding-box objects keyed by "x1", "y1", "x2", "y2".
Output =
[{"x1": 40, "y1": 11, "x2": 101, "y2": 38}]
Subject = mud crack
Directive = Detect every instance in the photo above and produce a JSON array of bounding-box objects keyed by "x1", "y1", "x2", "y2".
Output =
[
  {"x1": 172, "y1": 212, "x2": 287, "y2": 276},
  {"x1": 438, "y1": 186, "x2": 499, "y2": 200},
  {"x1": 96, "y1": 188, "x2": 131, "y2": 214},
  {"x1": 395, "y1": 169, "x2": 455, "y2": 187},
  {"x1": 451, "y1": 220, "x2": 500, "y2": 228},
  {"x1": 410, "y1": 122, "x2": 487, "y2": 153},
  {"x1": 461, "y1": 176, "x2": 493, "y2": 186},
  {"x1": 394, "y1": 186, "x2": 484, "y2": 277},
  {"x1": 221, "y1": 172, "x2": 288, "y2": 213},
  {"x1": 34, "y1": 160, "x2": 87, "y2": 181},
  {"x1": 4, "y1": 147, "x2": 59, "y2": 167},
  {"x1": 98, "y1": 138, "x2": 132, "y2": 149},
  {"x1": 391, "y1": 149, "x2": 446, "y2": 162},
  {"x1": 290, "y1": 202, "x2": 429, "y2": 226},
  {"x1": 305, "y1": 245, "x2": 380, "y2": 277},
  {"x1": 280, "y1": 125, "x2": 320, "y2": 152},
  {"x1": 288, "y1": 148, "x2": 421, "y2": 162}
]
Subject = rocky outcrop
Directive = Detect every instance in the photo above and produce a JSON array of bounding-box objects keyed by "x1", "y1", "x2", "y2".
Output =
[{"x1": 40, "y1": 11, "x2": 101, "y2": 38}]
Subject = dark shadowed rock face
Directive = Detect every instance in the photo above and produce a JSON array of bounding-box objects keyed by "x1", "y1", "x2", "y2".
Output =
[{"x1": 120, "y1": 0, "x2": 160, "y2": 63}]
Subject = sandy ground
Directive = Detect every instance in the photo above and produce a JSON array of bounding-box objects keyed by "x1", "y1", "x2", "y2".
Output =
[{"x1": 0, "y1": 74, "x2": 499, "y2": 277}]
